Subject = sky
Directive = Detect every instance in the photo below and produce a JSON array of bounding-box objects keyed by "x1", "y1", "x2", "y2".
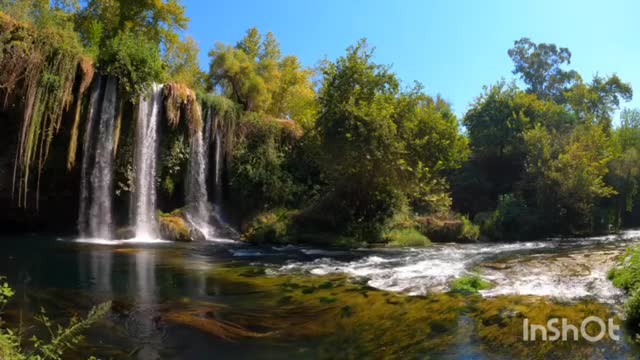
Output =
[{"x1": 183, "y1": 0, "x2": 640, "y2": 121}]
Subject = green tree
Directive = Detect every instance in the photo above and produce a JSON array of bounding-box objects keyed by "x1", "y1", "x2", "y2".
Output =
[
  {"x1": 456, "y1": 82, "x2": 573, "y2": 213},
  {"x1": 208, "y1": 27, "x2": 317, "y2": 120},
  {"x1": 75, "y1": 0, "x2": 188, "y2": 52},
  {"x1": 565, "y1": 74, "x2": 633, "y2": 129},
  {"x1": 314, "y1": 39, "x2": 466, "y2": 238},
  {"x1": 508, "y1": 37, "x2": 581, "y2": 102},
  {"x1": 165, "y1": 35, "x2": 205, "y2": 91},
  {"x1": 523, "y1": 124, "x2": 616, "y2": 232}
]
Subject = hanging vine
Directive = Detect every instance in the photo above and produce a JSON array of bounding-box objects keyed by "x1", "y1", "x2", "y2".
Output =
[{"x1": 0, "y1": 12, "x2": 87, "y2": 208}]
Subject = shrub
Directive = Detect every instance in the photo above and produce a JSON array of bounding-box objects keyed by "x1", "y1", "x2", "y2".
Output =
[
  {"x1": 384, "y1": 228, "x2": 430, "y2": 247},
  {"x1": 99, "y1": 30, "x2": 164, "y2": 99},
  {"x1": 230, "y1": 114, "x2": 303, "y2": 211},
  {"x1": 480, "y1": 193, "x2": 531, "y2": 241},
  {"x1": 416, "y1": 213, "x2": 480, "y2": 243},
  {"x1": 609, "y1": 246, "x2": 640, "y2": 328},
  {"x1": 625, "y1": 289, "x2": 640, "y2": 327},
  {"x1": 242, "y1": 209, "x2": 296, "y2": 244},
  {"x1": 0, "y1": 277, "x2": 110, "y2": 359}
]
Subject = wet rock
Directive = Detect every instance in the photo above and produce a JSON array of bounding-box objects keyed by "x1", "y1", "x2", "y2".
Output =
[
  {"x1": 190, "y1": 227, "x2": 206, "y2": 241},
  {"x1": 159, "y1": 214, "x2": 191, "y2": 242},
  {"x1": 481, "y1": 262, "x2": 512, "y2": 270},
  {"x1": 158, "y1": 210, "x2": 207, "y2": 242},
  {"x1": 115, "y1": 226, "x2": 135, "y2": 239}
]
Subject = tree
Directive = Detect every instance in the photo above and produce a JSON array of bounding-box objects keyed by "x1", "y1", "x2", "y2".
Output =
[
  {"x1": 75, "y1": 0, "x2": 188, "y2": 52},
  {"x1": 314, "y1": 39, "x2": 467, "y2": 237},
  {"x1": 457, "y1": 82, "x2": 573, "y2": 213},
  {"x1": 208, "y1": 42, "x2": 268, "y2": 111},
  {"x1": 165, "y1": 35, "x2": 205, "y2": 91},
  {"x1": 523, "y1": 124, "x2": 616, "y2": 232},
  {"x1": 565, "y1": 74, "x2": 633, "y2": 129},
  {"x1": 208, "y1": 27, "x2": 316, "y2": 120},
  {"x1": 508, "y1": 37, "x2": 581, "y2": 102},
  {"x1": 616, "y1": 109, "x2": 640, "y2": 150}
]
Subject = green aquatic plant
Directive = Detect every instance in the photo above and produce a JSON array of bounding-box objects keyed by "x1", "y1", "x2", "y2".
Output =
[
  {"x1": 0, "y1": 277, "x2": 111, "y2": 360},
  {"x1": 449, "y1": 274, "x2": 492, "y2": 294}
]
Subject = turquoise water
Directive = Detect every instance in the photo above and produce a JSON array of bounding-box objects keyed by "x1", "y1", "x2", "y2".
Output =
[{"x1": 0, "y1": 234, "x2": 637, "y2": 359}]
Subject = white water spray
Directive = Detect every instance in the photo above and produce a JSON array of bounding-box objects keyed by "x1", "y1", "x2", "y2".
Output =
[
  {"x1": 185, "y1": 104, "x2": 214, "y2": 238},
  {"x1": 134, "y1": 84, "x2": 162, "y2": 239},
  {"x1": 78, "y1": 76, "x2": 118, "y2": 239}
]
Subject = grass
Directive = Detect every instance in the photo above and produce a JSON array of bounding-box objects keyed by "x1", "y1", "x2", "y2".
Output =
[
  {"x1": 384, "y1": 228, "x2": 430, "y2": 247},
  {"x1": 609, "y1": 246, "x2": 640, "y2": 325}
]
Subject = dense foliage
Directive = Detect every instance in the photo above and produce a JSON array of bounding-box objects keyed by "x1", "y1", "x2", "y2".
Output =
[{"x1": 0, "y1": 1, "x2": 638, "y2": 246}]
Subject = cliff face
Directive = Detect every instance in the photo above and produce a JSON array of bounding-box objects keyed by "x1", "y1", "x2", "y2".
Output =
[{"x1": 0, "y1": 105, "x2": 81, "y2": 234}]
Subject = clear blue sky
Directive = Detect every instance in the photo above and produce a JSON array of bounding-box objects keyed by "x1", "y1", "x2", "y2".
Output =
[{"x1": 183, "y1": 0, "x2": 639, "y2": 122}]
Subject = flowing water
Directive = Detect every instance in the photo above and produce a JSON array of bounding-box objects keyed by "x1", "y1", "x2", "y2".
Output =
[
  {"x1": 78, "y1": 76, "x2": 118, "y2": 240},
  {"x1": 185, "y1": 107, "x2": 214, "y2": 238},
  {"x1": 1, "y1": 232, "x2": 639, "y2": 359},
  {"x1": 134, "y1": 84, "x2": 162, "y2": 240}
]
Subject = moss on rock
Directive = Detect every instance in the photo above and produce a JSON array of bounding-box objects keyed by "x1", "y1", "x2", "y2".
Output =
[{"x1": 158, "y1": 209, "x2": 205, "y2": 242}]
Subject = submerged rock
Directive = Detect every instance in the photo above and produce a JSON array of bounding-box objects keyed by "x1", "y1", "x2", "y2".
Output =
[{"x1": 481, "y1": 262, "x2": 512, "y2": 270}]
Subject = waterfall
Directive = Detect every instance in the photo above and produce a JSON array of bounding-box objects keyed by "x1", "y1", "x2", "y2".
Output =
[
  {"x1": 203, "y1": 108, "x2": 212, "y2": 175},
  {"x1": 134, "y1": 84, "x2": 162, "y2": 239},
  {"x1": 77, "y1": 76, "x2": 118, "y2": 239},
  {"x1": 214, "y1": 129, "x2": 223, "y2": 195},
  {"x1": 185, "y1": 105, "x2": 213, "y2": 237}
]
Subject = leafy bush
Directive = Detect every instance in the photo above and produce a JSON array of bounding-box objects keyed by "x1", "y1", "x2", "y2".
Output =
[
  {"x1": 480, "y1": 193, "x2": 531, "y2": 241},
  {"x1": 625, "y1": 289, "x2": 640, "y2": 327},
  {"x1": 450, "y1": 275, "x2": 492, "y2": 294},
  {"x1": 0, "y1": 277, "x2": 111, "y2": 359},
  {"x1": 99, "y1": 30, "x2": 164, "y2": 99},
  {"x1": 384, "y1": 228, "x2": 430, "y2": 247},
  {"x1": 230, "y1": 114, "x2": 303, "y2": 210},
  {"x1": 416, "y1": 213, "x2": 480, "y2": 243},
  {"x1": 609, "y1": 246, "x2": 640, "y2": 327},
  {"x1": 242, "y1": 209, "x2": 296, "y2": 244},
  {"x1": 609, "y1": 247, "x2": 640, "y2": 292}
]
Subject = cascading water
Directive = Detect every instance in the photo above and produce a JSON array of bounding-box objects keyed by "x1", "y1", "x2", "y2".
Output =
[
  {"x1": 78, "y1": 76, "x2": 118, "y2": 239},
  {"x1": 134, "y1": 84, "x2": 162, "y2": 239},
  {"x1": 213, "y1": 128, "x2": 223, "y2": 201},
  {"x1": 185, "y1": 104, "x2": 214, "y2": 238}
]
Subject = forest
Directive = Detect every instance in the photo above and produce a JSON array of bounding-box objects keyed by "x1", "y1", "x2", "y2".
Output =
[
  {"x1": 0, "y1": 0, "x2": 638, "y2": 247},
  {"x1": 3, "y1": 1, "x2": 640, "y2": 359}
]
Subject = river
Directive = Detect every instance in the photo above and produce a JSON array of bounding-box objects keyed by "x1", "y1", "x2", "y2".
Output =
[{"x1": 0, "y1": 231, "x2": 639, "y2": 359}]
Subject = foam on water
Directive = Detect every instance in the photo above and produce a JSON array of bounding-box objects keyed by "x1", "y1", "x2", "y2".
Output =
[
  {"x1": 70, "y1": 237, "x2": 170, "y2": 245},
  {"x1": 276, "y1": 230, "x2": 640, "y2": 301}
]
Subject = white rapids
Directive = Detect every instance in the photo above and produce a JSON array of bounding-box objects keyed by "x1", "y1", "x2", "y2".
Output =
[{"x1": 274, "y1": 230, "x2": 640, "y2": 303}]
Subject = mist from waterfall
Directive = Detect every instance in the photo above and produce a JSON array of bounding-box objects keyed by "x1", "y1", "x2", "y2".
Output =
[
  {"x1": 185, "y1": 105, "x2": 214, "y2": 238},
  {"x1": 78, "y1": 76, "x2": 118, "y2": 239},
  {"x1": 134, "y1": 84, "x2": 162, "y2": 239}
]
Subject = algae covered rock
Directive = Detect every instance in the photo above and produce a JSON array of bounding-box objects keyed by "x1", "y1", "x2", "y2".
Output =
[
  {"x1": 158, "y1": 209, "x2": 205, "y2": 242},
  {"x1": 159, "y1": 214, "x2": 191, "y2": 242}
]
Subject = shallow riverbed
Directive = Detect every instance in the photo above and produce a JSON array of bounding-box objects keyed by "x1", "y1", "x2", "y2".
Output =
[{"x1": 0, "y1": 232, "x2": 639, "y2": 359}]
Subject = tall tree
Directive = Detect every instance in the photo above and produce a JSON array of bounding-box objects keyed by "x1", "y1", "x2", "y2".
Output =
[
  {"x1": 508, "y1": 37, "x2": 581, "y2": 102},
  {"x1": 315, "y1": 39, "x2": 467, "y2": 236},
  {"x1": 208, "y1": 27, "x2": 316, "y2": 120}
]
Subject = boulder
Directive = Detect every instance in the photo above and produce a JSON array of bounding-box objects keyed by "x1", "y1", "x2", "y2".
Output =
[{"x1": 159, "y1": 214, "x2": 191, "y2": 242}]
